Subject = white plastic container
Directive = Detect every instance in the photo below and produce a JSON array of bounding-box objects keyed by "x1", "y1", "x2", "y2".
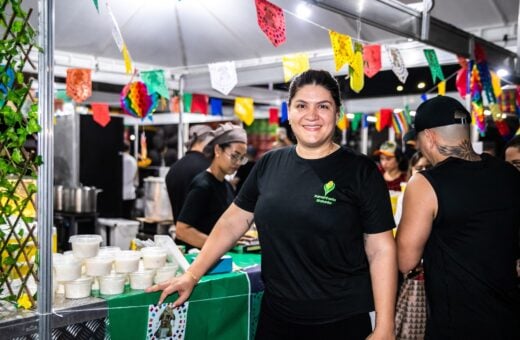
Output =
[
  {"x1": 85, "y1": 257, "x2": 113, "y2": 277},
  {"x1": 97, "y1": 218, "x2": 139, "y2": 250},
  {"x1": 114, "y1": 250, "x2": 141, "y2": 273},
  {"x1": 129, "y1": 270, "x2": 155, "y2": 290},
  {"x1": 64, "y1": 277, "x2": 92, "y2": 299},
  {"x1": 154, "y1": 263, "x2": 178, "y2": 284},
  {"x1": 53, "y1": 255, "x2": 81, "y2": 282},
  {"x1": 98, "y1": 246, "x2": 121, "y2": 259},
  {"x1": 141, "y1": 247, "x2": 167, "y2": 269},
  {"x1": 69, "y1": 234, "x2": 102, "y2": 259},
  {"x1": 99, "y1": 273, "x2": 126, "y2": 295}
]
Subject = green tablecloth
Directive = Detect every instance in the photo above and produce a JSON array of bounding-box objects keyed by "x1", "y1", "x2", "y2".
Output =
[{"x1": 105, "y1": 253, "x2": 261, "y2": 340}]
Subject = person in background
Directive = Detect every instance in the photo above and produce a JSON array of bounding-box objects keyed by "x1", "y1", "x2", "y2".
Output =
[
  {"x1": 374, "y1": 141, "x2": 408, "y2": 191},
  {"x1": 271, "y1": 126, "x2": 293, "y2": 149},
  {"x1": 122, "y1": 141, "x2": 138, "y2": 219},
  {"x1": 504, "y1": 135, "x2": 520, "y2": 171},
  {"x1": 397, "y1": 96, "x2": 520, "y2": 339},
  {"x1": 232, "y1": 144, "x2": 257, "y2": 194},
  {"x1": 148, "y1": 70, "x2": 397, "y2": 340},
  {"x1": 165, "y1": 125, "x2": 213, "y2": 225},
  {"x1": 174, "y1": 123, "x2": 248, "y2": 250}
]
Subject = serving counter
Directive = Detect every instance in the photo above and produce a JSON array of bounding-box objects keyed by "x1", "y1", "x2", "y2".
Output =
[{"x1": 0, "y1": 253, "x2": 262, "y2": 340}]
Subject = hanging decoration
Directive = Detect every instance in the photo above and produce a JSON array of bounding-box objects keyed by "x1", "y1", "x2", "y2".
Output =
[
  {"x1": 363, "y1": 45, "x2": 381, "y2": 78},
  {"x1": 91, "y1": 103, "x2": 111, "y2": 127},
  {"x1": 234, "y1": 97, "x2": 255, "y2": 126},
  {"x1": 375, "y1": 108, "x2": 393, "y2": 132},
  {"x1": 490, "y1": 71, "x2": 502, "y2": 99},
  {"x1": 183, "y1": 93, "x2": 193, "y2": 112},
  {"x1": 210, "y1": 98, "x2": 223, "y2": 116},
  {"x1": 280, "y1": 101, "x2": 288, "y2": 123},
  {"x1": 169, "y1": 96, "x2": 180, "y2": 113},
  {"x1": 0, "y1": 66, "x2": 15, "y2": 106},
  {"x1": 92, "y1": 0, "x2": 99, "y2": 13},
  {"x1": 122, "y1": 45, "x2": 133, "y2": 74},
  {"x1": 282, "y1": 53, "x2": 310, "y2": 83},
  {"x1": 392, "y1": 110, "x2": 409, "y2": 136},
  {"x1": 403, "y1": 105, "x2": 412, "y2": 125},
  {"x1": 329, "y1": 30, "x2": 354, "y2": 72},
  {"x1": 66, "y1": 68, "x2": 92, "y2": 103},
  {"x1": 255, "y1": 0, "x2": 286, "y2": 47},
  {"x1": 269, "y1": 107, "x2": 279, "y2": 124},
  {"x1": 208, "y1": 61, "x2": 238, "y2": 95},
  {"x1": 336, "y1": 107, "x2": 349, "y2": 131},
  {"x1": 423, "y1": 49, "x2": 445, "y2": 83},
  {"x1": 438, "y1": 80, "x2": 446, "y2": 96},
  {"x1": 191, "y1": 94, "x2": 209, "y2": 114},
  {"x1": 349, "y1": 42, "x2": 364, "y2": 93},
  {"x1": 351, "y1": 113, "x2": 363, "y2": 132},
  {"x1": 455, "y1": 57, "x2": 468, "y2": 99},
  {"x1": 495, "y1": 119, "x2": 510, "y2": 138},
  {"x1": 138, "y1": 132, "x2": 152, "y2": 168},
  {"x1": 387, "y1": 47, "x2": 408, "y2": 84},
  {"x1": 141, "y1": 70, "x2": 170, "y2": 99},
  {"x1": 120, "y1": 81, "x2": 158, "y2": 120},
  {"x1": 107, "y1": 3, "x2": 133, "y2": 74}
]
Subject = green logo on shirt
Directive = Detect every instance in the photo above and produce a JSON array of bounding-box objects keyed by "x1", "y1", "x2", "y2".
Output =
[{"x1": 314, "y1": 180, "x2": 337, "y2": 205}]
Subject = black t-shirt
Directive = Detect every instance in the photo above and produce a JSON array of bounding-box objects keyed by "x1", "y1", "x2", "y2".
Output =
[
  {"x1": 421, "y1": 154, "x2": 520, "y2": 339},
  {"x1": 177, "y1": 171, "x2": 235, "y2": 247},
  {"x1": 235, "y1": 146, "x2": 395, "y2": 324},
  {"x1": 165, "y1": 151, "x2": 210, "y2": 223}
]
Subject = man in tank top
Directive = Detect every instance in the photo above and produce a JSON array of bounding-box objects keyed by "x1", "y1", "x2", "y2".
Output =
[{"x1": 396, "y1": 96, "x2": 520, "y2": 340}]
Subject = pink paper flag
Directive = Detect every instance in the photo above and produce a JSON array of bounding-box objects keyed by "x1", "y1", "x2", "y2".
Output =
[
  {"x1": 91, "y1": 103, "x2": 111, "y2": 127},
  {"x1": 255, "y1": 0, "x2": 286, "y2": 47}
]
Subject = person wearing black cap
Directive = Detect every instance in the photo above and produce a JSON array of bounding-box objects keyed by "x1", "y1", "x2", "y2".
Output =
[
  {"x1": 175, "y1": 123, "x2": 248, "y2": 249},
  {"x1": 148, "y1": 70, "x2": 397, "y2": 339},
  {"x1": 397, "y1": 96, "x2": 520, "y2": 339},
  {"x1": 165, "y1": 124, "x2": 213, "y2": 225}
]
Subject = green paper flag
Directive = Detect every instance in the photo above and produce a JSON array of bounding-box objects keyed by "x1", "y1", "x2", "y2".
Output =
[
  {"x1": 92, "y1": 0, "x2": 99, "y2": 12},
  {"x1": 351, "y1": 112, "x2": 363, "y2": 132},
  {"x1": 183, "y1": 93, "x2": 192, "y2": 112},
  {"x1": 141, "y1": 70, "x2": 170, "y2": 99},
  {"x1": 423, "y1": 49, "x2": 445, "y2": 83},
  {"x1": 403, "y1": 104, "x2": 412, "y2": 125}
]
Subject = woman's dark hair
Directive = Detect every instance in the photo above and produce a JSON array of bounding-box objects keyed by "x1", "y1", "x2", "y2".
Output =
[
  {"x1": 393, "y1": 146, "x2": 409, "y2": 172},
  {"x1": 288, "y1": 70, "x2": 341, "y2": 111},
  {"x1": 203, "y1": 142, "x2": 231, "y2": 161},
  {"x1": 505, "y1": 135, "x2": 520, "y2": 151},
  {"x1": 409, "y1": 151, "x2": 425, "y2": 168}
]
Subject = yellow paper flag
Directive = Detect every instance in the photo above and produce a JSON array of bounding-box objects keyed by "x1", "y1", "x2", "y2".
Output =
[
  {"x1": 438, "y1": 80, "x2": 446, "y2": 96},
  {"x1": 490, "y1": 71, "x2": 502, "y2": 98},
  {"x1": 122, "y1": 44, "x2": 133, "y2": 74},
  {"x1": 234, "y1": 97, "x2": 255, "y2": 126},
  {"x1": 329, "y1": 30, "x2": 354, "y2": 72},
  {"x1": 349, "y1": 43, "x2": 364, "y2": 93},
  {"x1": 282, "y1": 53, "x2": 310, "y2": 83}
]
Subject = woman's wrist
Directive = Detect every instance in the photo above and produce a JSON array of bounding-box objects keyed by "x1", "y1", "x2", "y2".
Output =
[{"x1": 184, "y1": 269, "x2": 199, "y2": 283}]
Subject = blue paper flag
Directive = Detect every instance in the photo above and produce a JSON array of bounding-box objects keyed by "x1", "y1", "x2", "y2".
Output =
[
  {"x1": 210, "y1": 98, "x2": 223, "y2": 116},
  {"x1": 362, "y1": 114, "x2": 368, "y2": 128},
  {"x1": 280, "y1": 101, "x2": 288, "y2": 123},
  {"x1": 421, "y1": 94, "x2": 428, "y2": 102}
]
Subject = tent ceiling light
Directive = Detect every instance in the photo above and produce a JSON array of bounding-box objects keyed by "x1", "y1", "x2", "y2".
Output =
[
  {"x1": 496, "y1": 69, "x2": 509, "y2": 78},
  {"x1": 417, "y1": 82, "x2": 426, "y2": 89},
  {"x1": 296, "y1": 3, "x2": 312, "y2": 19}
]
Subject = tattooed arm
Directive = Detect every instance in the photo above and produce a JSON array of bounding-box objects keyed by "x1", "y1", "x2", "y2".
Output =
[
  {"x1": 436, "y1": 139, "x2": 480, "y2": 161},
  {"x1": 147, "y1": 203, "x2": 254, "y2": 305}
]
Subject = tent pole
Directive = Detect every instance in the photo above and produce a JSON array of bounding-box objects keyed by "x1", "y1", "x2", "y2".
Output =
[
  {"x1": 178, "y1": 75, "x2": 185, "y2": 158},
  {"x1": 37, "y1": 0, "x2": 55, "y2": 338}
]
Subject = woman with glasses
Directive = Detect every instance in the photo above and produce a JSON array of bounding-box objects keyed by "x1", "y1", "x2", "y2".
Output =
[
  {"x1": 148, "y1": 70, "x2": 397, "y2": 339},
  {"x1": 174, "y1": 123, "x2": 248, "y2": 250}
]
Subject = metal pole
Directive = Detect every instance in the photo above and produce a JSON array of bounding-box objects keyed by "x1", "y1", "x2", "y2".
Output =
[
  {"x1": 177, "y1": 76, "x2": 185, "y2": 159},
  {"x1": 361, "y1": 125, "x2": 368, "y2": 155},
  {"x1": 516, "y1": 1, "x2": 520, "y2": 75},
  {"x1": 37, "y1": 0, "x2": 54, "y2": 338},
  {"x1": 133, "y1": 124, "x2": 139, "y2": 159}
]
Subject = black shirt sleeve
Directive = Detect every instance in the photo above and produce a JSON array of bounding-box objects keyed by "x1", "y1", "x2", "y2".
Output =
[
  {"x1": 234, "y1": 154, "x2": 265, "y2": 212},
  {"x1": 358, "y1": 161, "x2": 396, "y2": 234},
  {"x1": 177, "y1": 182, "x2": 211, "y2": 230}
]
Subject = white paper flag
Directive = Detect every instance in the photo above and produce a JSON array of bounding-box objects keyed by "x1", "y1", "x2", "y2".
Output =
[
  {"x1": 208, "y1": 61, "x2": 238, "y2": 95},
  {"x1": 387, "y1": 47, "x2": 408, "y2": 84},
  {"x1": 107, "y1": 4, "x2": 124, "y2": 52}
]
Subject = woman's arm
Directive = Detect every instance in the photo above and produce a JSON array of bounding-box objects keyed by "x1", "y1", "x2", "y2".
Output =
[
  {"x1": 365, "y1": 230, "x2": 397, "y2": 340},
  {"x1": 146, "y1": 203, "x2": 253, "y2": 305},
  {"x1": 175, "y1": 222, "x2": 208, "y2": 249}
]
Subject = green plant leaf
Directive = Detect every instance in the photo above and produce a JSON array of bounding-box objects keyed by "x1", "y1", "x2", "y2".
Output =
[
  {"x1": 3, "y1": 256, "x2": 16, "y2": 266},
  {"x1": 11, "y1": 149, "x2": 23, "y2": 163},
  {"x1": 6, "y1": 243, "x2": 19, "y2": 253}
]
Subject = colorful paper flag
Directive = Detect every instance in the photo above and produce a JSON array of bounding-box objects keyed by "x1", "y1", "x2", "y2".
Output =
[
  {"x1": 456, "y1": 66, "x2": 468, "y2": 98},
  {"x1": 234, "y1": 97, "x2": 254, "y2": 126},
  {"x1": 329, "y1": 30, "x2": 354, "y2": 72},
  {"x1": 170, "y1": 96, "x2": 180, "y2": 113},
  {"x1": 363, "y1": 45, "x2": 381, "y2": 78},
  {"x1": 269, "y1": 107, "x2": 279, "y2": 124},
  {"x1": 423, "y1": 49, "x2": 445, "y2": 83},
  {"x1": 255, "y1": 0, "x2": 286, "y2": 47},
  {"x1": 191, "y1": 94, "x2": 209, "y2": 114},
  {"x1": 282, "y1": 53, "x2": 310, "y2": 83},
  {"x1": 392, "y1": 110, "x2": 409, "y2": 136},
  {"x1": 210, "y1": 98, "x2": 223, "y2": 116},
  {"x1": 120, "y1": 81, "x2": 158, "y2": 120},
  {"x1": 107, "y1": 4, "x2": 124, "y2": 52},
  {"x1": 92, "y1": 0, "x2": 99, "y2": 13},
  {"x1": 280, "y1": 101, "x2": 288, "y2": 123},
  {"x1": 183, "y1": 93, "x2": 193, "y2": 112},
  {"x1": 438, "y1": 80, "x2": 446, "y2": 96},
  {"x1": 91, "y1": 103, "x2": 110, "y2": 127},
  {"x1": 349, "y1": 42, "x2": 364, "y2": 93},
  {"x1": 122, "y1": 44, "x2": 133, "y2": 74},
  {"x1": 387, "y1": 47, "x2": 408, "y2": 84},
  {"x1": 66, "y1": 68, "x2": 92, "y2": 103},
  {"x1": 375, "y1": 108, "x2": 393, "y2": 132},
  {"x1": 351, "y1": 113, "x2": 363, "y2": 132},
  {"x1": 336, "y1": 107, "x2": 349, "y2": 131},
  {"x1": 141, "y1": 70, "x2": 170, "y2": 99},
  {"x1": 490, "y1": 71, "x2": 502, "y2": 99},
  {"x1": 208, "y1": 61, "x2": 238, "y2": 95}
]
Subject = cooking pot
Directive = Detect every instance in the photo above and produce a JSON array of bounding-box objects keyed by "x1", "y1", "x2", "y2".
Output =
[{"x1": 54, "y1": 186, "x2": 102, "y2": 213}]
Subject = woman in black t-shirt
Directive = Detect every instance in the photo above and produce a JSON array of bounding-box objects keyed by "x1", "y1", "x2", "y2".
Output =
[
  {"x1": 148, "y1": 70, "x2": 397, "y2": 340},
  {"x1": 174, "y1": 123, "x2": 248, "y2": 249}
]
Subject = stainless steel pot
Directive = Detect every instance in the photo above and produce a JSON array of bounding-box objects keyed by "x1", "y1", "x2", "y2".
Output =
[
  {"x1": 54, "y1": 186, "x2": 101, "y2": 213},
  {"x1": 54, "y1": 185, "x2": 64, "y2": 211}
]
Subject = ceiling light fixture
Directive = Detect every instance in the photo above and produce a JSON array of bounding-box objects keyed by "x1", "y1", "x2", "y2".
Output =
[
  {"x1": 417, "y1": 82, "x2": 426, "y2": 89},
  {"x1": 396, "y1": 85, "x2": 404, "y2": 92},
  {"x1": 483, "y1": 110, "x2": 491, "y2": 116},
  {"x1": 410, "y1": 111, "x2": 416, "y2": 117},
  {"x1": 296, "y1": 3, "x2": 311, "y2": 19},
  {"x1": 496, "y1": 69, "x2": 509, "y2": 78}
]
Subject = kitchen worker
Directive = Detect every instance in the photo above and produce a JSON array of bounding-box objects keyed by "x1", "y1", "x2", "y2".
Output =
[{"x1": 148, "y1": 69, "x2": 397, "y2": 340}]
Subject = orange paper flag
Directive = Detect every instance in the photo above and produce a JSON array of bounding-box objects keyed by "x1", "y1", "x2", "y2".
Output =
[
  {"x1": 91, "y1": 103, "x2": 111, "y2": 127},
  {"x1": 234, "y1": 97, "x2": 255, "y2": 126},
  {"x1": 329, "y1": 30, "x2": 354, "y2": 72},
  {"x1": 66, "y1": 68, "x2": 92, "y2": 103}
]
